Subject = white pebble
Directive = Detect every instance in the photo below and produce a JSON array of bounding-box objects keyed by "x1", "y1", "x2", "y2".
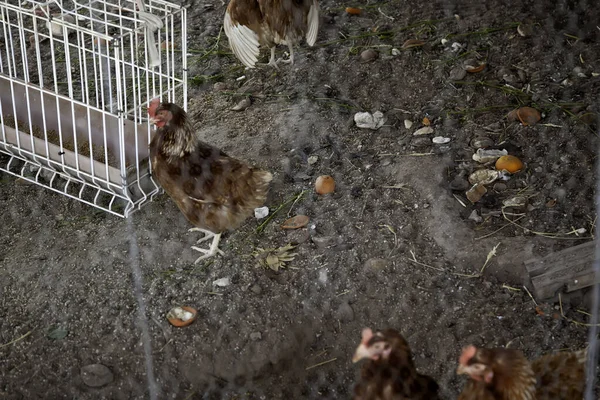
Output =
[{"x1": 254, "y1": 206, "x2": 269, "y2": 219}]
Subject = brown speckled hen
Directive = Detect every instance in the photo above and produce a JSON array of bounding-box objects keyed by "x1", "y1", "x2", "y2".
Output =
[
  {"x1": 148, "y1": 99, "x2": 272, "y2": 263},
  {"x1": 352, "y1": 328, "x2": 439, "y2": 400},
  {"x1": 223, "y1": 0, "x2": 319, "y2": 68},
  {"x1": 457, "y1": 345, "x2": 587, "y2": 400}
]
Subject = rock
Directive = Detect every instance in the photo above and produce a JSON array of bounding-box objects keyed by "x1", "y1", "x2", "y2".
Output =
[
  {"x1": 307, "y1": 155, "x2": 318, "y2": 165},
  {"x1": 354, "y1": 111, "x2": 386, "y2": 130},
  {"x1": 364, "y1": 258, "x2": 388, "y2": 272},
  {"x1": 286, "y1": 229, "x2": 310, "y2": 245},
  {"x1": 493, "y1": 182, "x2": 507, "y2": 191},
  {"x1": 250, "y1": 332, "x2": 262, "y2": 341},
  {"x1": 449, "y1": 176, "x2": 470, "y2": 191},
  {"x1": 335, "y1": 302, "x2": 355, "y2": 322},
  {"x1": 413, "y1": 126, "x2": 434, "y2": 136},
  {"x1": 404, "y1": 120, "x2": 413, "y2": 129},
  {"x1": 432, "y1": 136, "x2": 451, "y2": 144},
  {"x1": 254, "y1": 206, "x2": 269, "y2": 219},
  {"x1": 213, "y1": 277, "x2": 231, "y2": 287},
  {"x1": 231, "y1": 97, "x2": 251, "y2": 111},
  {"x1": 311, "y1": 236, "x2": 337, "y2": 249},
  {"x1": 448, "y1": 66, "x2": 467, "y2": 81},
  {"x1": 470, "y1": 137, "x2": 494, "y2": 149},
  {"x1": 360, "y1": 49, "x2": 379, "y2": 62},
  {"x1": 250, "y1": 284, "x2": 262, "y2": 295},
  {"x1": 80, "y1": 364, "x2": 114, "y2": 388},
  {"x1": 411, "y1": 136, "x2": 431, "y2": 148},
  {"x1": 468, "y1": 210, "x2": 483, "y2": 223}
]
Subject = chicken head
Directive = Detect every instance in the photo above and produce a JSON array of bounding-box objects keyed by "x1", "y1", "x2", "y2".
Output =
[
  {"x1": 457, "y1": 346, "x2": 495, "y2": 383},
  {"x1": 352, "y1": 328, "x2": 392, "y2": 363}
]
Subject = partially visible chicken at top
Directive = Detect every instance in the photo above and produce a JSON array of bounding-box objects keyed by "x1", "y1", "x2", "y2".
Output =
[
  {"x1": 352, "y1": 328, "x2": 439, "y2": 400},
  {"x1": 457, "y1": 344, "x2": 587, "y2": 400},
  {"x1": 148, "y1": 99, "x2": 272, "y2": 263},
  {"x1": 224, "y1": 0, "x2": 319, "y2": 68}
]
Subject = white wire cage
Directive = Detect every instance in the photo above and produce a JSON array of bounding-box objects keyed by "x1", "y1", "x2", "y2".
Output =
[{"x1": 0, "y1": 0, "x2": 187, "y2": 217}]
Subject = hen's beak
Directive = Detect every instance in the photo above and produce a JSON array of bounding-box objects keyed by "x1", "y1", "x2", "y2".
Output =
[
  {"x1": 456, "y1": 364, "x2": 468, "y2": 375},
  {"x1": 352, "y1": 343, "x2": 370, "y2": 363}
]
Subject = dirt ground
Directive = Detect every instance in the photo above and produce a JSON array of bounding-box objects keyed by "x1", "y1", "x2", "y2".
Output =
[{"x1": 1, "y1": 0, "x2": 600, "y2": 398}]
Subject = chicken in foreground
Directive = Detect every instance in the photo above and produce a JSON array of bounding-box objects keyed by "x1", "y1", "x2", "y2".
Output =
[
  {"x1": 457, "y1": 344, "x2": 587, "y2": 400},
  {"x1": 352, "y1": 328, "x2": 439, "y2": 400},
  {"x1": 148, "y1": 99, "x2": 272, "y2": 263},
  {"x1": 223, "y1": 0, "x2": 319, "y2": 69}
]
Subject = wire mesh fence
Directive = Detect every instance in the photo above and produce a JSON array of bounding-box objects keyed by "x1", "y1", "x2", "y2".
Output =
[{"x1": 0, "y1": 0, "x2": 599, "y2": 399}]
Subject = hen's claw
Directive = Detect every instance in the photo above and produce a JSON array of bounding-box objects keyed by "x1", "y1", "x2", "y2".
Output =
[{"x1": 189, "y1": 228, "x2": 223, "y2": 263}]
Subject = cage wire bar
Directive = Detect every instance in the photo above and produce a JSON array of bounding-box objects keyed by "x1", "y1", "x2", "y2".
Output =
[{"x1": 0, "y1": 0, "x2": 187, "y2": 217}]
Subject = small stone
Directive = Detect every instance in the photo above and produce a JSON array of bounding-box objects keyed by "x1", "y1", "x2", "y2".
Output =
[
  {"x1": 311, "y1": 236, "x2": 337, "y2": 249},
  {"x1": 55, "y1": 214, "x2": 64, "y2": 221},
  {"x1": 432, "y1": 136, "x2": 451, "y2": 144},
  {"x1": 468, "y1": 210, "x2": 483, "y2": 223},
  {"x1": 364, "y1": 258, "x2": 388, "y2": 272},
  {"x1": 470, "y1": 137, "x2": 494, "y2": 149},
  {"x1": 307, "y1": 155, "x2": 318, "y2": 165},
  {"x1": 354, "y1": 111, "x2": 386, "y2": 130},
  {"x1": 335, "y1": 302, "x2": 355, "y2": 322},
  {"x1": 213, "y1": 82, "x2": 228, "y2": 91},
  {"x1": 449, "y1": 176, "x2": 469, "y2": 191},
  {"x1": 231, "y1": 97, "x2": 251, "y2": 111},
  {"x1": 413, "y1": 126, "x2": 434, "y2": 136},
  {"x1": 213, "y1": 277, "x2": 231, "y2": 287},
  {"x1": 404, "y1": 120, "x2": 413, "y2": 129},
  {"x1": 360, "y1": 49, "x2": 379, "y2": 62},
  {"x1": 449, "y1": 67, "x2": 467, "y2": 81},
  {"x1": 254, "y1": 206, "x2": 269, "y2": 219},
  {"x1": 411, "y1": 136, "x2": 431, "y2": 148},
  {"x1": 493, "y1": 182, "x2": 507, "y2": 191},
  {"x1": 287, "y1": 229, "x2": 310, "y2": 245},
  {"x1": 391, "y1": 48, "x2": 401, "y2": 56},
  {"x1": 250, "y1": 332, "x2": 262, "y2": 341},
  {"x1": 80, "y1": 364, "x2": 114, "y2": 388},
  {"x1": 250, "y1": 284, "x2": 262, "y2": 295}
]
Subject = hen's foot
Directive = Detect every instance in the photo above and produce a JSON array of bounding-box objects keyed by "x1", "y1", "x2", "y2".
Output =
[{"x1": 189, "y1": 228, "x2": 224, "y2": 264}]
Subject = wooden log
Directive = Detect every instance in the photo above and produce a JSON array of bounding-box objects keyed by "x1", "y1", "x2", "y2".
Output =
[{"x1": 524, "y1": 241, "x2": 599, "y2": 299}]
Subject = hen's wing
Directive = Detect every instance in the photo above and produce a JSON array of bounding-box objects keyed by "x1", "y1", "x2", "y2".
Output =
[
  {"x1": 531, "y1": 351, "x2": 586, "y2": 400},
  {"x1": 224, "y1": 0, "x2": 262, "y2": 68},
  {"x1": 305, "y1": 0, "x2": 319, "y2": 46},
  {"x1": 168, "y1": 142, "x2": 271, "y2": 232}
]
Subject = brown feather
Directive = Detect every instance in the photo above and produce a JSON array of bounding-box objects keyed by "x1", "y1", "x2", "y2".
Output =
[
  {"x1": 457, "y1": 347, "x2": 586, "y2": 400},
  {"x1": 227, "y1": 0, "x2": 316, "y2": 47},
  {"x1": 149, "y1": 103, "x2": 272, "y2": 233}
]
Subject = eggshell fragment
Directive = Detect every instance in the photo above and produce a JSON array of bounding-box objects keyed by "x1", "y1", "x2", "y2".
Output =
[{"x1": 167, "y1": 306, "x2": 197, "y2": 327}]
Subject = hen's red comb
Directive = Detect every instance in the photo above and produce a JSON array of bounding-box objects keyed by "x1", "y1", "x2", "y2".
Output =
[
  {"x1": 459, "y1": 345, "x2": 477, "y2": 366},
  {"x1": 147, "y1": 97, "x2": 161, "y2": 118},
  {"x1": 361, "y1": 328, "x2": 373, "y2": 345}
]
